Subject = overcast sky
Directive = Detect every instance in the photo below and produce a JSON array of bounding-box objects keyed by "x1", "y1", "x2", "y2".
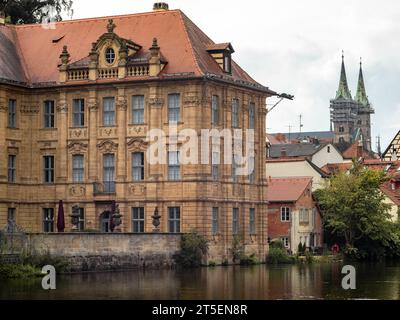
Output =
[{"x1": 66, "y1": 0, "x2": 400, "y2": 151}]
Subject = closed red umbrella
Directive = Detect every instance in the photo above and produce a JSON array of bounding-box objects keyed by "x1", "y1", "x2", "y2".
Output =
[{"x1": 57, "y1": 200, "x2": 65, "y2": 232}]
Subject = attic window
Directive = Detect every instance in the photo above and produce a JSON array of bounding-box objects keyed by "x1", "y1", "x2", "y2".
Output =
[
  {"x1": 105, "y1": 47, "x2": 116, "y2": 64},
  {"x1": 224, "y1": 54, "x2": 231, "y2": 73},
  {"x1": 206, "y1": 43, "x2": 235, "y2": 75}
]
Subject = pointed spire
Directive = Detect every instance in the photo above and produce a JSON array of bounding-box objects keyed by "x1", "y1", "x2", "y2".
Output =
[
  {"x1": 355, "y1": 57, "x2": 370, "y2": 106},
  {"x1": 335, "y1": 51, "x2": 352, "y2": 100}
]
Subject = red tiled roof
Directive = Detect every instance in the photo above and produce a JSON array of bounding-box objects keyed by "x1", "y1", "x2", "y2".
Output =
[
  {"x1": 320, "y1": 162, "x2": 353, "y2": 175},
  {"x1": 0, "y1": 9, "x2": 269, "y2": 90},
  {"x1": 266, "y1": 177, "x2": 312, "y2": 202},
  {"x1": 381, "y1": 184, "x2": 400, "y2": 206},
  {"x1": 342, "y1": 142, "x2": 376, "y2": 160}
]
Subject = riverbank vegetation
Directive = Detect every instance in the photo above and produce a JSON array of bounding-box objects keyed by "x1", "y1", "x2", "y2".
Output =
[
  {"x1": 174, "y1": 231, "x2": 209, "y2": 268},
  {"x1": 315, "y1": 161, "x2": 400, "y2": 261},
  {"x1": 266, "y1": 241, "x2": 296, "y2": 264},
  {"x1": 0, "y1": 264, "x2": 42, "y2": 279}
]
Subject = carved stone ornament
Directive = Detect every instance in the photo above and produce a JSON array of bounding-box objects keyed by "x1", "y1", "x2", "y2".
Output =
[
  {"x1": 148, "y1": 97, "x2": 164, "y2": 108},
  {"x1": 116, "y1": 97, "x2": 128, "y2": 111},
  {"x1": 127, "y1": 138, "x2": 149, "y2": 151},
  {"x1": 68, "y1": 141, "x2": 88, "y2": 154},
  {"x1": 97, "y1": 140, "x2": 119, "y2": 153},
  {"x1": 57, "y1": 102, "x2": 68, "y2": 113}
]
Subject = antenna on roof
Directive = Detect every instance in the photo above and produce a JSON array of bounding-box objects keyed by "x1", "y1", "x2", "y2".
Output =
[
  {"x1": 286, "y1": 125, "x2": 293, "y2": 142},
  {"x1": 376, "y1": 135, "x2": 382, "y2": 158},
  {"x1": 299, "y1": 114, "x2": 304, "y2": 134}
]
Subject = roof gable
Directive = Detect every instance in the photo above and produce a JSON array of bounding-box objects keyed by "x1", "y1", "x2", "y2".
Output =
[{"x1": 267, "y1": 177, "x2": 313, "y2": 202}]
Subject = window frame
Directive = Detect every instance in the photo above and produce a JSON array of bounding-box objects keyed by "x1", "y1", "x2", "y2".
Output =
[
  {"x1": 103, "y1": 153, "x2": 115, "y2": 193},
  {"x1": 132, "y1": 152, "x2": 145, "y2": 181},
  {"x1": 43, "y1": 100, "x2": 55, "y2": 129},
  {"x1": 72, "y1": 99, "x2": 85, "y2": 127},
  {"x1": 43, "y1": 208, "x2": 55, "y2": 233},
  {"x1": 132, "y1": 95, "x2": 145, "y2": 125},
  {"x1": 281, "y1": 207, "x2": 291, "y2": 222},
  {"x1": 212, "y1": 207, "x2": 219, "y2": 236},
  {"x1": 168, "y1": 93, "x2": 181, "y2": 124},
  {"x1": 281, "y1": 237, "x2": 290, "y2": 248},
  {"x1": 232, "y1": 99, "x2": 239, "y2": 128},
  {"x1": 211, "y1": 95, "x2": 219, "y2": 126},
  {"x1": 72, "y1": 154, "x2": 85, "y2": 183},
  {"x1": 249, "y1": 103, "x2": 255, "y2": 130},
  {"x1": 103, "y1": 97, "x2": 116, "y2": 126},
  {"x1": 43, "y1": 155, "x2": 55, "y2": 184},
  {"x1": 8, "y1": 154, "x2": 16, "y2": 183},
  {"x1": 78, "y1": 207, "x2": 85, "y2": 232},
  {"x1": 212, "y1": 151, "x2": 219, "y2": 180},
  {"x1": 168, "y1": 207, "x2": 181, "y2": 233},
  {"x1": 168, "y1": 151, "x2": 181, "y2": 181},
  {"x1": 132, "y1": 207, "x2": 145, "y2": 233},
  {"x1": 299, "y1": 208, "x2": 310, "y2": 224},
  {"x1": 8, "y1": 99, "x2": 17, "y2": 128},
  {"x1": 105, "y1": 47, "x2": 116, "y2": 65}
]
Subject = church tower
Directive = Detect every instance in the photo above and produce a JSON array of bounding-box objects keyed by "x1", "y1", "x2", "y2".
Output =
[
  {"x1": 330, "y1": 53, "x2": 374, "y2": 151},
  {"x1": 354, "y1": 59, "x2": 374, "y2": 151}
]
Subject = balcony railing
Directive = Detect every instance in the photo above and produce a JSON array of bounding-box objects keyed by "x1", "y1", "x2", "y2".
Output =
[{"x1": 93, "y1": 181, "x2": 116, "y2": 195}]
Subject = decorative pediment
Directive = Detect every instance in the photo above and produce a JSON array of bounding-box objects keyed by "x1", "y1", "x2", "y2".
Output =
[
  {"x1": 127, "y1": 138, "x2": 149, "y2": 152},
  {"x1": 97, "y1": 140, "x2": 119, "y2": 153},
  {"x1": 59, "y1": 20, "x2": 167, "y2": 83},
  {"x1": 68, "y1": 141, "x2": 88, "y2": 154}
]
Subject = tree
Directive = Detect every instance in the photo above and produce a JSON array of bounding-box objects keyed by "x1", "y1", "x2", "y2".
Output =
[
  {"x1": 315, "y1": 161, "x2": 400, "y2": 260},
  {"x1": 0, "y1": 0, "x2": 73, "y2": 24}
]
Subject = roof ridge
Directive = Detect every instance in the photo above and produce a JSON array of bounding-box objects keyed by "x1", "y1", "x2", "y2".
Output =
[
  {"x1": 177, "y1": 11, "x2": 203, "y2": 76},
  {"x1": 13, "y1": 9, "x2": 181, "y2": 28}
]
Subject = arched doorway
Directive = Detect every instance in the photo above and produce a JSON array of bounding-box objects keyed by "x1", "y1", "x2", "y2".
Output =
[{"x1": 100, "y1": 211, "x2": 112, "y2": 233}]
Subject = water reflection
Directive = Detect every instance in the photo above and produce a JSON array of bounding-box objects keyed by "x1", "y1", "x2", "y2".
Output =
[{"x1": 1, "y1": 262, "x2": 400, "y2": 300}]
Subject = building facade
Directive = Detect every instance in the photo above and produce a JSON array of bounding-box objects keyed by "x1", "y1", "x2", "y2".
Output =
[
  {"x1": 0, "y1": 4, "x2": 277, "y2": 262},
  {"x1": 330, "y1": 54, "x2": 375, "y2": 151},
  {"x1": 266, "y1": 177, "x2": 323, "y2": 254}
]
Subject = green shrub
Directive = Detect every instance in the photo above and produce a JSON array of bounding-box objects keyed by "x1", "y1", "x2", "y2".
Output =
[
  {"x1": 21, "y1": 252, "x2": 69, "y2": 273},
  {"x1": 231, "y1": 236, "x2": 244, "y2": 263},
  {"x1": 174, "y1": 231, "x2": 209, "y2": 268},
  {"x1": 266, "y1": 247, "x2": 295, "y2": 264},
  {"x1": 221, "y1": 259, "x2": 229, "y2": 266},
  {"x1": 240, "y1": 254, "x2": 259, "y2": 265},
  {"x1": 208, "y1": 261, "x2": 217, "y2": 267},
  {"x1": 305, "y1": 251, "x2": 314, "y2": 264},
  {"x1": 0, "y1": 264, "x2": 42, "y2": 279}
]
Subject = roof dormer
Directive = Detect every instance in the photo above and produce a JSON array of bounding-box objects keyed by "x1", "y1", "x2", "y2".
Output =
[{"x1": 206, "y1": 43, "x2": 235, "y2": 74}]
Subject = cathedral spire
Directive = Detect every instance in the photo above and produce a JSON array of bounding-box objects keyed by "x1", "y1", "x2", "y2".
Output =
[
  {"x1": 335, "y1": 51, "x2": 352, "y2": 100},
  {"x1": 355, "y1": 57, "x2": 370, "y2": 106}
]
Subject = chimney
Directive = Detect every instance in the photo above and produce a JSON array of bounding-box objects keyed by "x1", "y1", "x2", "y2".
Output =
[
  {"x1": 153, "y1": 2, "x2": 169, "y2": 11},
  {"x1": 281, "y1": 147, "x2": 287, "y2": 158},
  {"x1": 0, "y1": 11, "x2": 5, "y2": 25}
]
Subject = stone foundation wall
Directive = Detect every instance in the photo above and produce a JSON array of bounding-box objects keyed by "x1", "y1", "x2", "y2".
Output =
[{"x1": 25, "y1": 233, "x2": 182, "y2": 272}]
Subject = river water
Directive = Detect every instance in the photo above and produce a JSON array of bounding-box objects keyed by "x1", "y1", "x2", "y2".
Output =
[{"x1": 1, "y1": 262, "x2": 399, "y2": 300}]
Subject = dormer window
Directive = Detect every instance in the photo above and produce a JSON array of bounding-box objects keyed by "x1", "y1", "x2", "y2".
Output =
[
  {"x1": 105, "y1": 47, "x2": 116, "y2": 64},
  {"x1": 224, "y1": 54, "x2": 231, "y2": 73},
  {"x1": 206, "y1": 43, "x2": 235, "y2": 74}
]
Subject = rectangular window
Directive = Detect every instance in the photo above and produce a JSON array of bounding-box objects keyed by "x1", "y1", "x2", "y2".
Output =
[
  {"x1": 103, "y1": 154, "x2": 115, "y2": 193},
  {"x1": 8, "y1": 99, "x2": 16, "y2": 128},
  {"x1": 132, "y1": 152, "x2": 145, "y2": 181},
  {"x1": 249, "y1": 103, "x2": 255, "y2": 130},
  {"x1": 7, "y1": 208, "x2": 16, "y2": 232},
  {"x1": 249, "y1": 156, "x2": 255, "y2": 183},
  {"x1": 44, "y1": 100, "x2": 55, "y2": 128},
  {"x1": 8, "y1": 155, "x2": 16, "y2": 183},
  {"x1": 232, "y1": 208, "x2": 239, "y2": 235},
  {"x1": 232, "y1": 153, "x2": 238, "y2": 182},
  {"x1": 73, "y1": 99, "x2": 85, "y2": 127},
  {"x1": 300, "y1": 209, "x2": 310, "y2": 224},
  {"x1": 168, "y1": 151, "x2": 180, "y2": 181},
  {"x1": 212, "y1": 95, "x2": 219, "y2": 126},
  {"x1": 132, "y1": 95, "x2": 145, "y2": 124},
  {"x1": 43, "y1": 208, "x2": 54, "y2": 233},
  {"x1": 281, "y1": 237, "x2": 289, "y2": 248},
  {"x1": 78, "y1": 208, "x2": 85, "y2": 232},
  {"x1": 132, "y1": 207, "x2": 145, "y2": 233},
  {"x1": 232, "y1": 99, "x2": 239, "y2": 128},
  {"x1": 72, "y1": 155, "x2": 84, "y2": 183},
  {"x1": 168, "y1": 207, "x2": 181, "y2": 233},
  {"x1": 281, "y1": 207, "x2": 290, "y2": 222},
  {"x1": 212, "y1": 151, "x2": 219, "y2": 180},
  {"x1": 212, "y1": 207, "x2": 219, "y2": 236},
  {"x1": 249, "y1": 208, "x2": 256, "y2": 235},
  {"x1": 168, "y1": 94, "x2": 180, "y2": 124},
  {"x1": 103, "y1": 97, "x2": 115, "y2": 126},
  {"x1": 43, "y1": 156, "x2": 55, "y2": 183}
]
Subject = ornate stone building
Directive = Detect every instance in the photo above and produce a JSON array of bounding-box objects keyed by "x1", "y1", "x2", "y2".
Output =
[
  {"x1": 330, "y1": 54, "x2": 375, "y2": 151},
  {"x1": 0, "y1": 4, "x2": 278, "y2": 261}
]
